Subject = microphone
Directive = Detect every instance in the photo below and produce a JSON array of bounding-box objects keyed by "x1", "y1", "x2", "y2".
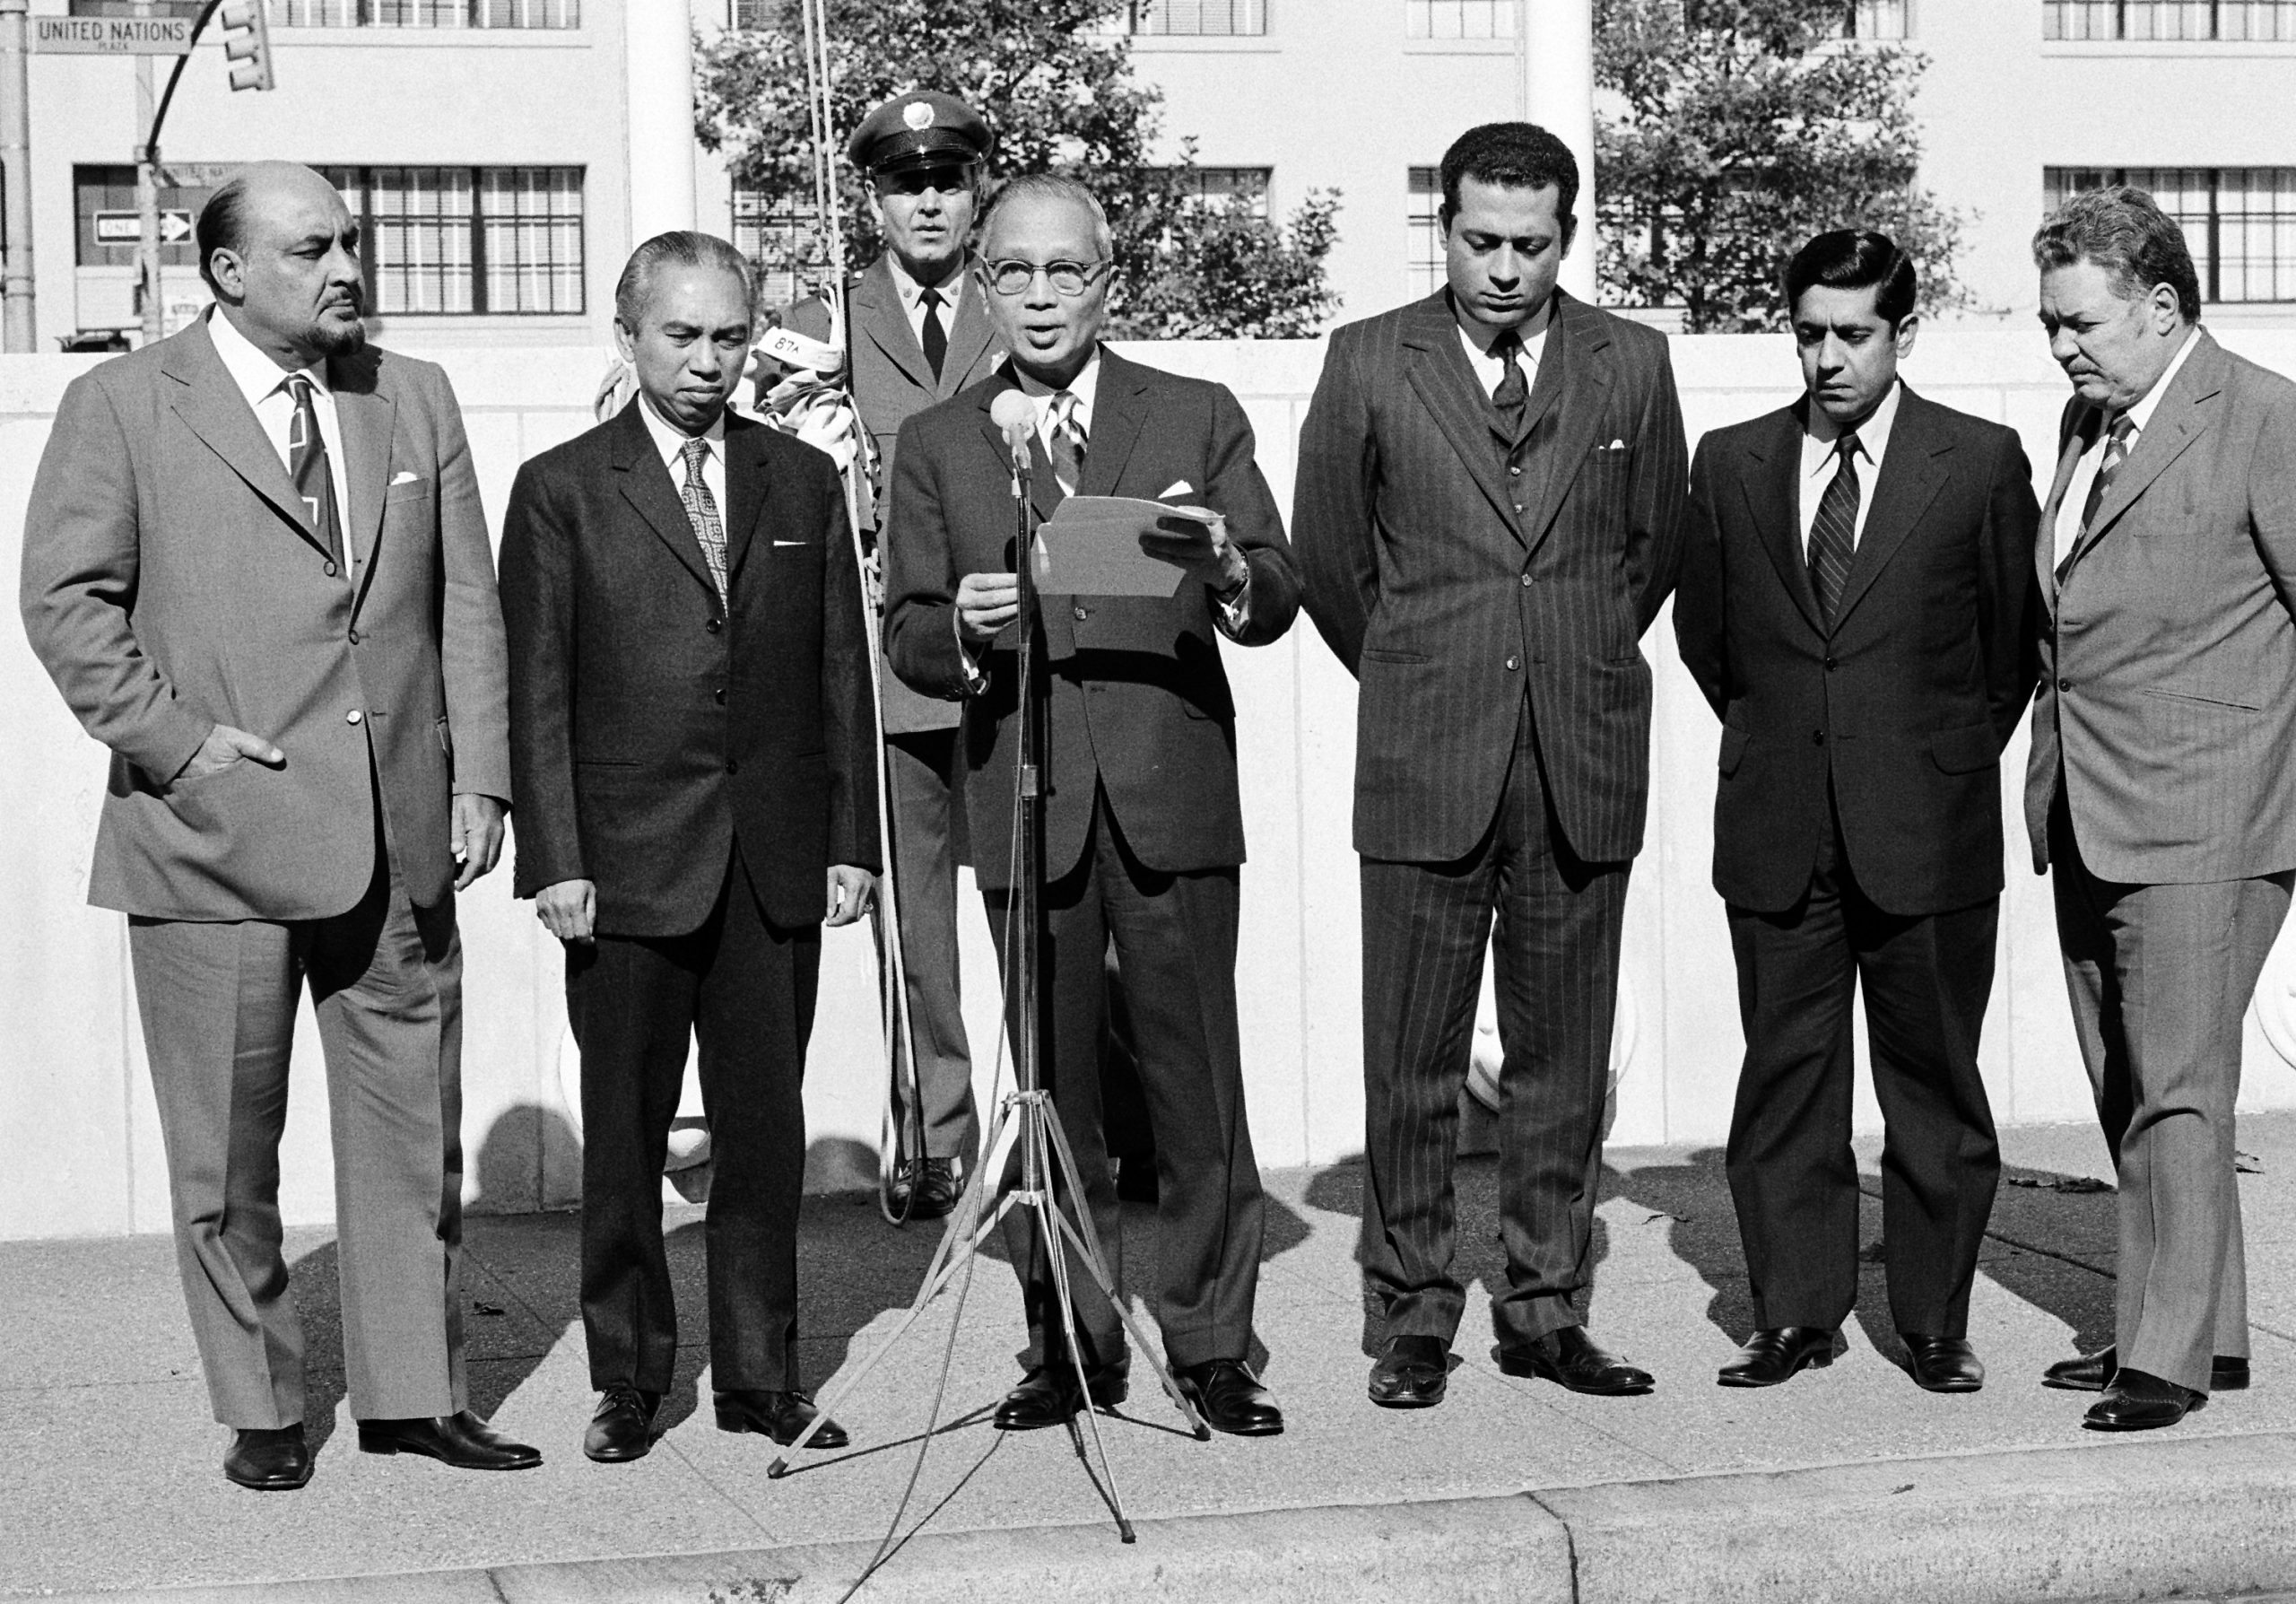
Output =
[{"x1": 989, "y1": 389, "x2": 1034, "y2": 490}]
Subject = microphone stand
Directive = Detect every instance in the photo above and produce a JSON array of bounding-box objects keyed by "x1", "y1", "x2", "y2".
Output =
[{"x1": 767, "y1": 422, "x2": 1207, "y2": 1546}]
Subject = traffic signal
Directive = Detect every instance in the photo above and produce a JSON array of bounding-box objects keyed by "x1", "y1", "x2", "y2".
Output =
[{"x1": 219, "y1": 2, "x2": 274, "y2": 93}]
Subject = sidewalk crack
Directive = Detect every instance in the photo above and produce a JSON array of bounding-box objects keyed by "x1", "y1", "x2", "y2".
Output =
[{"x1": 1523, "y1": 1489, "x2": 1580, "y2": 1604}]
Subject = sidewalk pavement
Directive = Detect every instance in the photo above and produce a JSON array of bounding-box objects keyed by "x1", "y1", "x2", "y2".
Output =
[{"x1": 11, "y1": 1114, "x2": 2296, "y2": 1602}]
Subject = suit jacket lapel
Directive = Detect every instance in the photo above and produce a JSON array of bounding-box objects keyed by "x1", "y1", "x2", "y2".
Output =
[
  {"x1": 1516, "y1": 293, "x2": 1612, "y2": 561},
  {"x1": 1080, "y1": 348, "x2": 1149, "y2": 496},
  {"x1": 940, "y1": 267, "x2": 999, "y2": 397},
  {"x1": 2034, "y1": 402, "x2": 2091, "y2": 608},
  {"x1": 1401, "y1": 292, "x2": 1520, "y2": 538},
  {"x1": 855, "y1": 257, "x2": 935, "y2": 393},
  {"x1": 721, "y1": 414, "x2": 768, "y2": 582},
  {"x1": 330, "y1": 349, "x2": 395, "y2": 617},
  {"x1": 1829, "y1": 386, "x2": 1952, "y2": 630},
  {"x1": 1744, "y1": 405, "x2": 1824, "y2": 637},
  {"x1": 2073, "y1": 332, "x2": 2225, "y2": 561},
  {"x1": 610, "y1": 401, "x2": 717, "y2": 597},
  {"x1": 162, "y1": 319, "x2": 328, "y2": 562}
]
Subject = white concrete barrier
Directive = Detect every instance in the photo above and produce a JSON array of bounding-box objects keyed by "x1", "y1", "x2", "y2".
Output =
[{"x1": 10, "y1": 328, "x2": 2296, "y2": 1241}]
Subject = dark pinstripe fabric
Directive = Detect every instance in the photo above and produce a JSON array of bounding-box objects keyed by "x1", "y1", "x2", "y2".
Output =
[
  {"x1": 1295, "y1": 290, "x2": 1687, "y2": 1348},
  {"x1": 1293, "y1": 290, "x2": 1689, "y2": 866}
]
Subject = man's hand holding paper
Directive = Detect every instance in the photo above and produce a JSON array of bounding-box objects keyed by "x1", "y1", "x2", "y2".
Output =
[{"x1": 1141, "y1": 502, "x2": 1249, "y2": 594}]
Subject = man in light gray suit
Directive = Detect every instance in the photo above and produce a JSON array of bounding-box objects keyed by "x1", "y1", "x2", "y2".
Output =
[
  {"x1": 2027, "y1": 186, "x2": 2296, "y2": 1431},
  {"x1": 20, "y1": 162, "x2": 536, "y2": 1488}
]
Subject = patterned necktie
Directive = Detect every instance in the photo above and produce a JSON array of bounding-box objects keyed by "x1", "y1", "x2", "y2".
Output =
[
  {"x1": 285, "y1": 374, "x2": 344, "y2": 573},
  {"x1": 2078, "y1": 414, "x2": 2136, "y2": 537},
  {"x1": 918, "y1": 285, "x2": 947, "y2": 382},
  {"x1": 1491, "y1": 329, "x2": 1528, "y2": 437},
  {"x1": 1048, "y1": 390, "x2": 1086, "y2": 498},
  {"x1": 1808, "y1": 431, "x2": 1862, "y2": 628},
  {"x1": 679, "y1": 436, "x2": 729, "y2": 604}
]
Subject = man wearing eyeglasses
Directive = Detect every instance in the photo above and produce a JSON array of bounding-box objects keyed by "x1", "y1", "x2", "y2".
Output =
[
  {"x1": 883, "y1": 172, "x2": 1301, "y2": 1439},
  {"x1": 838, "y1": 91, "x2": 1006, "y2": 1221}
]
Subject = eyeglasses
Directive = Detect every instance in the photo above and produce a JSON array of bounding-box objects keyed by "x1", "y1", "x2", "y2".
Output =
[
  {"x1": 876, "y1": 165, "x2": 976, "y2": 197},
  {"x1": 983, "y1": 258, "x2": 1109, "y2": 297}
]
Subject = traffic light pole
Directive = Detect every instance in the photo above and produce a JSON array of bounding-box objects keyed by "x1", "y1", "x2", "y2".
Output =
[
  {"x1": 135, "y1": 0, "x2": 223, "y2": 346},
  {"x1": 0, "y1": 0, "x2": 34, "y2": 352}
]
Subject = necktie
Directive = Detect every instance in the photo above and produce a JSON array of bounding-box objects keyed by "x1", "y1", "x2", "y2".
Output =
[
  {"x1": 2078, "y1": 414, "x2": 2136, "y2": 536},
  {"x1": 1491, "y1": 329, "x2": 1527, "y2": 437},
  {"x1": 918, "y1": 285, "x2": 948, "y2": 382},
  {"x1": 1808, "y1": 432, "x2": 1861, "y2": 628},
  {"x1": 1048, "y1": 390, "x2": 1086, "y2": 499},
  {"x1": 285, "y1": 374, "x2": 344, "y2": 574},
  {"x1": 679, "y1": 436, "x2": 729, "y2": 604}
]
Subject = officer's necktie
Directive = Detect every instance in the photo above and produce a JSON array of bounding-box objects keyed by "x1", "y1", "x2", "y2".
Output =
[
  {"x1": 679, "y1": 436, "x2": 729, "y2": 604},
  {"x1": 1048, "y1": 390, "x2": 1086, "y2": 499},
  {"x1": 918, "y1": 285, "x2": 947, "y2": 382},
  {"x1": 1808, "y1": 431, "x2": 1862, "y2": 628},
  {"x1": 285, "y1": 374, "x2": 344, "y2": 574}
]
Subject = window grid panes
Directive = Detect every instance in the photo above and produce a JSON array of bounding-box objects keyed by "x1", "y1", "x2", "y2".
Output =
[
  {"x1": 1131, "y1": 0, "x2": 1266, "y2": 32},
  {"x1": 1162, "y1": 167, "x2": 1273, "y2": 216},
  {"x1": 2044, "y1": 2, "x2": 2296, "y2": 39},
  {"x1": 321, "y1": 165, "x2": 585, "y2": 316},
  {"x1": 1408, "y1": 166, "x2": 1445, "y2": 296},
  {"x1": 1844, "y1": 0, "x2": 1910, "y2": 36},
  {"x1": 732, "y1": 180, "x2": 822, "y2": 309},
  {"x1": 1407, "y1": 0, "x2": 1514, "y2": 39},
  {"x1": 268, "y1": 0, "x2": 578, "y2": 26},
  {"x1": 2046, "y1": 167, "x2": 2296, "y2": 303}
]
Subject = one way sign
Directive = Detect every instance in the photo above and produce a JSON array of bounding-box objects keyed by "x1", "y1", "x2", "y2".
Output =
[{"x1": 93, "y1": 209, "x2": 195, "y2": 245}]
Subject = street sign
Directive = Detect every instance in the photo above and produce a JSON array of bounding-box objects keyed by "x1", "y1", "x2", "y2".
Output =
[
  {"x1": 94, "y1": 210, "x2": 195, "y2": 246},
  {"x1": 33, "y1": 16, "x2": 196, "y2": 55}
]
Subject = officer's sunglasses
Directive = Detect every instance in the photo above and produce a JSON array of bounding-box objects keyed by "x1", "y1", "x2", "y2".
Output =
[
  {"x1": 875, "y1": 164, "x2": 976, "y2": 197},
  {"x1": 983, "y1": 258, "x2": 1110, "y2": 298}
]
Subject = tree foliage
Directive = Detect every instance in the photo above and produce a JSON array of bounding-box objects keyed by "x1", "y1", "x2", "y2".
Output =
[
  {"x1": 1594, "y1": 0, "x2": 1969, "y2": 332},
  {"x1": 694, "y1": 0, "x2": 1340, "y2": 337}
]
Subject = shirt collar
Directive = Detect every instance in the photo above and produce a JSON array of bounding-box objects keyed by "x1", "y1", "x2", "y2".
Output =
[
  {"x1": 2121, "y1": 326, "x2": 2203, "y2": 436},
  {"x1": 1450, "y1": 292, "x2": 1552, "y2": 366},
  {"x1": 207, "y1": 305, "x2": 327, "y2": 410},
  {"x1": 634, "y1": 389, "x2": 727, "y2": 469},
  {"x1": 885, "y1": 251, "x2": 964, "y2": 314},
  {"x1": 1804, "y1": 377, "x2": 1905, "y2": 477},
  {"x1": 1011, "y1": 345, "x2": 1101, "y2": 417}
]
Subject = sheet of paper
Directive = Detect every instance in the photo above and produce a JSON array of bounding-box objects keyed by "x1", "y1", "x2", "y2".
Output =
[{"x1": 1032, "y1": 495, "x2": 1192, "y2": 598}]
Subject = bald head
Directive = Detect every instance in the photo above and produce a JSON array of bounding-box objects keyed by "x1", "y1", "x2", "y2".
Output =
[{"x1": 198, "y1": 161, "x2": 368, "y2": 369}]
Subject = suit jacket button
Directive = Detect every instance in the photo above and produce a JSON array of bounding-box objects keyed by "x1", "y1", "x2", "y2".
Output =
[
  {"x1": 1509, "y1": 465, "x2": 1522, "y2": 476},
  {"x1": 714, "y1": 687, "x2": 726, "y2": 704},
  {"x1": 1813, "y1": 728, "x2": 1826, "y2": 745},
  {"x1": 726, "y1": 759, "x2": 738, "y2": 774},
  {"x1": 1504, "y1": 655, "x2": 1521, "y2": 671},
  {"x1": 1073, "y1": 604, "x2": 1090, "y2": 621},
  {"x1": 2057, "y1": 676, "x2": 2072, "y2": 693},
  {"x1": 1824, "y1": 657, "x2": 1838, "y2": 671},
  {"x1": 1520, "y1": 572, "x2": 1535, "y2": 587},
  {"x1": 345, "y1": 709, "x2": 363, "y2": 725},
  {"x1": 347, "y1": 627, "x2": 361, "y2": 644},
  {"x1": 706, "y1": 616, "x2": 723, "y2": 633}
]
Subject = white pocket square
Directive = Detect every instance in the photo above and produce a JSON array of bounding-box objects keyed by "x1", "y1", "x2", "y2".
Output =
[
  {"x1": 1604, "y1": 439, "x2": 1627, "y2": 451},
  {"x1": 1158, "y1": 479, "x2": 1196, "y2": 499},
  {"x1": 772, "y1": 539, "x2": 806, "y2": 547},
  {"x1": 389, "y1": 470, "x2": 422, "y2": 485}
]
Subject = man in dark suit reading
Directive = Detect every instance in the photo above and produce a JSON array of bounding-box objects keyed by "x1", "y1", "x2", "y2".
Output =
[
  {"x1": 1294, "y1": 122, "x2": 1687, "y2": 1409},
  {"x1": 1674, "y1": 231, "x2": 2039, "y2": 1394},
  {"x1": 883, "y1": 173, "x2": 1300, "y2": 1438},
  {"x1": 499, "y1": 232, "x2": 878, "y2": 1464}
]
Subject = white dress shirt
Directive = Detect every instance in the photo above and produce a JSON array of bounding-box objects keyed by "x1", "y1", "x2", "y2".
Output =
[
  {"x1": 885, "y1": 253, "x2": 967, "y2": 354},
  {"x1": 632, "y1": 389, "x2": 728, "y2": 511},
  {"x1": 2052, "y1": 326, "x2": 2202, "y2": 571},
  {"x1": 1454, "y1": 306, "x2": 1552, "y2": 399},
  {"x1": 1797, "y1": 377, "x2": 1906, "y2": 552},
  {"x1": 1010, "y1": 344, "x2": 1100, "y2": 452},
  {"x1": 207, "y1": 306, "x2": 355, "y2": 562}
]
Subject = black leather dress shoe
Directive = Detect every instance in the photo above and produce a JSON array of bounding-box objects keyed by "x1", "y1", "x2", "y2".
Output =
[
  {"x1": 2083, "y1": 1368, "x2": 2205, "y2": 1432},
  {"x1": 2043, "y1": 1345, "x2": 2249, "y2": 1393},
  {"x1": 714, "y1": 1389, "x2": 848, "y2": 1449},
  {"x1": 993, "y1": 1363, "x2": 1129, "y2": 1431},
  {"x1": 1500, "y1": 1326, "x2": 1655, "y2": 1396},
  {"x1": 356, "y1": 1409, "x2": 542, "y2": 1470},
  {"x1": 1718, "y1": 1327, "x2": 1837, "y2": 1388},
  {"x1": 583, "y1": 1385, "x2": 661, "y2": 1463},
  {"x1": 888, "y1": 1156, "x2": 965, "y2": 1221},
  {"x1": 1176, "y1": 1358, "x2": 1283, "y2": 1436},
  {"x1": 1368, "y1": 1335, "x2": 1450, "y2": 1409},
  {"x1": 1902, "y1": 1334, "x2": 1985, "y2": 1393},
  {"x1": 223, "y1": 1425, "x2": 312, "y2": 1492}
]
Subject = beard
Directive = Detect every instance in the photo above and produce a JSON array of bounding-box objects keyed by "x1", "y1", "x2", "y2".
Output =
[{"x1": 306, "y1": 295, "x2": 368, "y2": 357}]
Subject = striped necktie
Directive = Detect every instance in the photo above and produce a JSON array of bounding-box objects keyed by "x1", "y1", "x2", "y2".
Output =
[
  {"x1": 1048, "y1": 390, "x2": 1086, "y2": 498},
  {"x1": 285, "y1": 374, "x2": 344, "y2": 574},
  {"x1": 1807, "y1": 431, "x2": 1861, "y2": 628},
  {"x1": 679, "y1": 436, "x2": 729, "y2": 604}
]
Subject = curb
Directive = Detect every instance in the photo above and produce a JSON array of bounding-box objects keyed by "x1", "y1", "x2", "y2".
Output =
[{"x1": 25, "y1": 1433, "x2": 2296, "y2": 1603}]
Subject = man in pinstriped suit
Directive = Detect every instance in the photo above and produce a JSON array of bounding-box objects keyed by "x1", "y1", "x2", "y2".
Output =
[{"x1": 1294, "y1": 122, "x2": 1688, "y2": 1408}]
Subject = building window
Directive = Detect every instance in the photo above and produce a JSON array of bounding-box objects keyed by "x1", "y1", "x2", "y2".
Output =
[
  {"x1": 1843, "y1": 1, "x2": 1910, "y2": 36},
  {"x1": 1407, "y1": 0, "x2": 1514, "y2": 39},
  {"x1": 1130, "y1": 0, "x2": 1266, "y2": 32},
  {"x1": 2044, "y1": 2, "x2": 2296, "y2": 40},
  {"x1": 732, "y1": 180, "x2": 826, "y2": 309},
  {"x1": 1162, "y1": 167, "x2": 1273, "y2": 216},
  {"x1": 727, "y1": 0, "x2": 779, "y2": 24},
  {"x1": 319, "y1": 166, "x2": 585, "y2": 315},
  {"x1": 2047, "y1": 167, "x2": 2296, "y2": 302},
  {"x1": 1408, "y1": 166, "x2": 1446, "y2": 296},
  {"x1": 74, "y1": 164, "x2": 218, "y2": 269},
  {"x1": 268, "y1": 0, "x2": 579, "y2": 27}
]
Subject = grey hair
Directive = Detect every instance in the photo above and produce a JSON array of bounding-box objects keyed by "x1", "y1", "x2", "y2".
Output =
[
  {"x1": 2032, "y1": 187, "x2": 2203, "y2": 325},
  {"x1": 981, "y1": 172, "x2": 1115, "y2": 259},
  {"x1": 613, "y1": 231, "x2": 757, "y2": 327}
]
